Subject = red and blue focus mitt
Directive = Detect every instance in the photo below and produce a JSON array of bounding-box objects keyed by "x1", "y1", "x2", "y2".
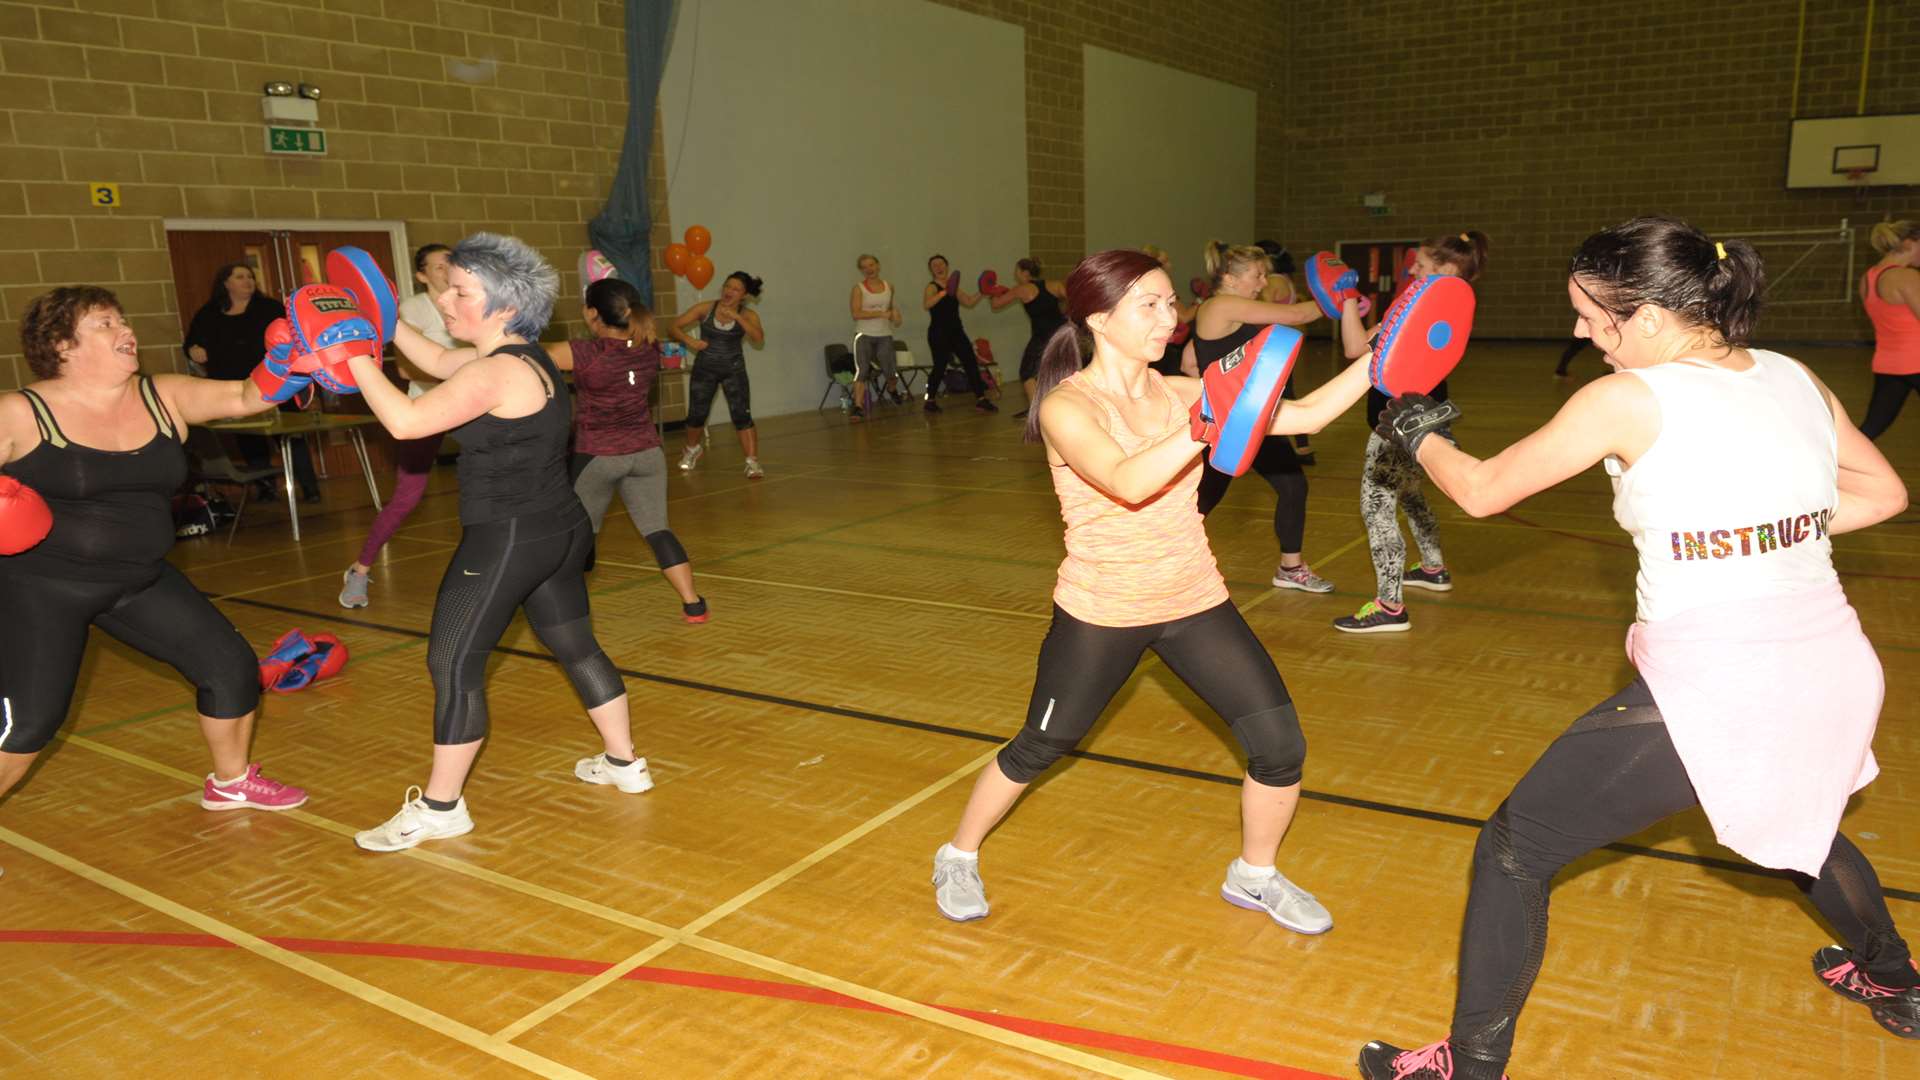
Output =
[
  {"x1": 1369, "y1": 274, "x2": 1474, "y2": 396},
  {"x1": 249, "y1": 317, "x2": 314, "y2": 405},
  {"x1": 1188, "y1": 324, "x2": 1304, "y2": 476},
  {"x1": 978, "y1": 269, "x2": 1009, "y2": 297},
  {"x1": 0, "y1": 475, "x2": 53, "y2": 556},
  {"x1": 287, "y1": 284, "x2": 377, "y2": 395},
  {"x1": 1305, "y1": 251, "x2": 1369, "y2": 320},
  {"x1": 324, "y1": 246, "x2": 399, "y2": 345}
]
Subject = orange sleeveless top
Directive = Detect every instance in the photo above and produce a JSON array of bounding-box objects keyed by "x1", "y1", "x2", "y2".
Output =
[
  {"x1": 1050, "y1": 370, "x2": 1230, "y2": 626},
  {"x1": 1865, "y1": 265, "x2": 1920, "y2": 375}
]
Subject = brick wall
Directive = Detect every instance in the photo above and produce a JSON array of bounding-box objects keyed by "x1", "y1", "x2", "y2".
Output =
[
  {"x1": 1281, "y1": 0, "x2": 1920, "y2": 341},
  {"x1": 0, "y1": 0, "x2": 661, "y2": 390}
]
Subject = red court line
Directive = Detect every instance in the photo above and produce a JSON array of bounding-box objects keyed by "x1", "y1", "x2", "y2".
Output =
[{"x1": 0, "y1": 929, "x2": 1339, "y2": 1079}]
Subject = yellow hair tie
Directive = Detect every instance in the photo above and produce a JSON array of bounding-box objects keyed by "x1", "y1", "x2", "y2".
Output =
[{"x1": 1714, "y1": 241, "x2": 1727, "y2": 261}]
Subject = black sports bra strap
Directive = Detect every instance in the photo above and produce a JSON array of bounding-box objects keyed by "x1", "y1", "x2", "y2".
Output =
[
  {"x1": 18, "y1": 388, "x2": 65, "y2": 448},
  {"x1": 492, "y1": 344, "x2": 555, "y2": 400},
  {"x1": 138, "y1": 375, "x2": 176, "y2": 439}
]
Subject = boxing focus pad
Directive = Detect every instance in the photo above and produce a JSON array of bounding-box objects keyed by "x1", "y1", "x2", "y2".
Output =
[
  {"x1": 287, "y1": 284, "x2": 376, "y2": 395},
  {"x1": 1188, "y1": 324, "x2": 1304, "y2": 476},
  {"x1": 947, "y1": 271, "x2": 961, "y2": 295},
  {"x1": 324, "y1": 246, "x2": 399, "y2": 345},
  {"x1": 1305, "y1": 251, "x2": 1368, "y2": 320},
  {"x1": 1369, "y1": 274, "x2": 1475, "y2": 396},
  {"x1": 0, "y1": 475, "x2": 53, "y2": 556}
]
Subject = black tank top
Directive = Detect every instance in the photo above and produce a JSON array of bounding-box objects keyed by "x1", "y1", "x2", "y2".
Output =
[
  {"x1": 1192, "y1": 318, "x2": 1264, "y2": 370},
  {"x1": 1023, "y1": 281, "x2": 1065, "y2": 336},
  {"x1": 450, "y1": 344, "x2": 578, "y2": 525},
  {"x1": 928, "y1": 288, "x2": 963, "y2": 334},
  {"x1": 2, "y1": 377, "x2": 186, "y2": 582},
  {"x1": 696, "y1": 304, "x2": 747, "y2": 370}
]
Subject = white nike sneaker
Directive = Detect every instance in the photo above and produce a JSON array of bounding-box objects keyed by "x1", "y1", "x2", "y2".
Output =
[
  {"x1": 354, "y1": 786, "x2": 474, "y2": 852},
  {"x1": 575, "y1": 753, "x2": 654, "y2": 794},
  {"x1": 1221, "y1": 858, "x2": 1332, "y2": 934}
]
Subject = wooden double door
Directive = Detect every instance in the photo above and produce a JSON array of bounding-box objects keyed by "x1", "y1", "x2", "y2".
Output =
[{"x1": 165, "y1": 227, "x2": 402, "y2": 348}]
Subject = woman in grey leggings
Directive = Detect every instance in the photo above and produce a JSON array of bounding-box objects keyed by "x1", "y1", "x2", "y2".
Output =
[{"x1": 547, "y1": 279, "x2": 709, "y2": 623}]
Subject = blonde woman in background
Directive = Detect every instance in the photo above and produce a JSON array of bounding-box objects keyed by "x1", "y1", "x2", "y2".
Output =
[{"x1": 1857, "y1": 220, "x2": 1920, "y2": 440}]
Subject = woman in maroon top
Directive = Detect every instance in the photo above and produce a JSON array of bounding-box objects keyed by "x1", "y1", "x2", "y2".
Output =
[{"x1": 547, "y1": 279, "x2": 707, "y2": 623}]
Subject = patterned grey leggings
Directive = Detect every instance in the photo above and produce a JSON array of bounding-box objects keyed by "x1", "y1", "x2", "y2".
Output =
[{"x1": 1361, "y1": 432, "x2": 1444, "y2": 606}]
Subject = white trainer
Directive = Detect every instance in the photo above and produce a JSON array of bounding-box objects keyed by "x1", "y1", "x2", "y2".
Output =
[
  {"x1": 678, "y1": 443, "x2": 705, "y2": 471},
  {"x1": 1221, "y1": 859, "x2": 1333, "y2": 934},
  {"x1": 575, "y1": 753, "x2": 654, "y2": 794},
  {"x1": 353, "y1": 786, "x2": 474, "y2": 852},
  {"x1": 743, "y1": 457, "x2": 765, "y2": 479},
  {"x1": 932, "y1": 844, "x2": 989, "y2": 922}
]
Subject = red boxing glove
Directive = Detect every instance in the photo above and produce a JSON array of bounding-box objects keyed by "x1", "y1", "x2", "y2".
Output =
[
  {"x1": 0, "y1": 475, "x2": 54, "y2": 555},
  {"x1": 1189, "y1": 276, "x2": 1212, "y2": 300},
  {"x1": 978, "y1": 269, "x2": 1008, "y2": 297},
  {"x1": 250, "y1": 318, "x2": 314, "y2": 405}
]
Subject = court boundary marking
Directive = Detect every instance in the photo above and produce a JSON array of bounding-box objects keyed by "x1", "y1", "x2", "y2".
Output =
[{"x1": 0, "y1": 928, "x2": 1338, "y2": 1080}]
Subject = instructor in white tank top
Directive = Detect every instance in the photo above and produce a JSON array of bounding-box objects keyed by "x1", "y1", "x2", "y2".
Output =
[
  {"x1": 1355, "y1": 216, "x2": 1915, "y2": 1080},
  {"x1": 848, "y1": 253, "x2": 902, "y2": 420}
]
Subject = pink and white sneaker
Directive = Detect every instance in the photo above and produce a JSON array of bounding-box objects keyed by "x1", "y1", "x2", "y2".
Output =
[{"x1": 201, "y1": 764, "x2": 308, "y2": 812}]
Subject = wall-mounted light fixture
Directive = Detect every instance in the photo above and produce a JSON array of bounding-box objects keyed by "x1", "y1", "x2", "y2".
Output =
[{"x1": 262, "y1": 80, "x2": 319, "y2": 123}]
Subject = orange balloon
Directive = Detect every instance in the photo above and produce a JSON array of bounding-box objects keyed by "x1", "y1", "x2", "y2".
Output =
[
  {"x1": 686, "y1": 255, "x2": 715, "y2": 290},
  {"x1": 685, "y1": 225, "x2": 712, "y2": 256},
  {"x1": 663, "y1": 243, "x2": 692, "y2": 276}
]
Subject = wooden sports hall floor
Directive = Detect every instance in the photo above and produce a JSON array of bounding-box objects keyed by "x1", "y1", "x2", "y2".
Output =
[{"x1": 2, "y1": 342, "x2": 1915, "y2": 1079}]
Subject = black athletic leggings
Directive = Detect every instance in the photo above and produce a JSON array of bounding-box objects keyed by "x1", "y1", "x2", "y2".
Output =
[
  {"x1": 997, "y1": 600, "x2": 1305, "y2": 788},
  {"x1": 0, "y1": 562, "x2": 258, "y2": 754},
  {"x1": 1449, "y1": 679, "x2": 1912, "y2": 1067},
  {"x1": 1194, "y1": 437, "x2": 1308, "y2": 555},
  {"x1": 926, "y1": 325, "x2": 987, "y2": 399},
  {"x1": 1858, "y1": 372, "x2": 1920, "y2": 441},
  {"x1": 427, "y1": 500, "x2": 625, "y2": 744}
]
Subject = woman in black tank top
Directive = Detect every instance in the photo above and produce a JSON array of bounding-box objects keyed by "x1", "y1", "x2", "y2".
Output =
[
  {"x1": 1191, "y1": 241, "x2": 1331, "y2": 593},
  {"x1": 988, "y1": 256, "x2": 1069, "y2": 416},
  {"x1": 342, "y1": 232, "x2": 650, "y2": 854},
  {"x1": 1, "y1": 285, "x2": 310, "y2": 833},
  {"x1": 921, "y1": 254, "x2": 996, "y2": 414}
]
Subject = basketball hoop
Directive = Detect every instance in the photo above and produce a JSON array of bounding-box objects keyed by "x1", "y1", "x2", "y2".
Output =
[{"x1": 1844, "y1": 168, "x2": 1872, "y2": 203}]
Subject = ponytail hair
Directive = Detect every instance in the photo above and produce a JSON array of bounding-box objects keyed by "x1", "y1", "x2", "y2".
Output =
[
  {"x1": 1569, "y1": 216, "x2": 1766, "y2": 346},
  {"x1": 1425, "y1": 230, "x2": 1489, "y2": 282},
  {"x1": 1023, "y1": 248, "x2": 1165, "y2": 443},
  {"x1": 1869, "y1": 220, "x2": 1920, "y2": 254},
  {"x1": 725, "y1": 271, "x2": 763, "y2": 298},
  {"x1": 1203, "y1": 240, "x2": 1269, "y2": 287},
  {"x1": 584, "y1": 277, "x2": 653, "y2": 341},
  {"x1": 1016, "y1": 256, "x2": 1044, "y2": 279}
]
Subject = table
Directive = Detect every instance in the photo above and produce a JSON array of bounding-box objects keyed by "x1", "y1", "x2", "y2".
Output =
[{"x1": 204, "y1": 412, "x2": 385, "y2": 542}]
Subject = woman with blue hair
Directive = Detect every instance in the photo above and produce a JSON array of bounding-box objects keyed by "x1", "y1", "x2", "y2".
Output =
[{"x1": 342, "y1": 232, "x2": 652, "y2": 852}]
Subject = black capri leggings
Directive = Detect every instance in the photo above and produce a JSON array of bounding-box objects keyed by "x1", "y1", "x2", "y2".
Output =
[
  {"x1": 1195, "y1": 436, "x2": 1308, "y2": 554},
  {"x1": 997, "y1": 600, "x2": 1305, "y2": 787},
  {"x1": 427, "y1": 500, "x2": 625, "y2": 745},
  {"x1": 1448, "y1": 679, "x2": 1913, "y2": 1067},
  {"x1": 1858, "y1": 372, "x2": 1920, "y2": 441},
  {"x1": 0, "y1": 562, "x2": 258, "y2": 754},
  {"x1": 686, "y1": 358, "x2": 752, "y2": 429},
  {"x1": 926, "y1": 325, "x2": 988, "y2": 399}
]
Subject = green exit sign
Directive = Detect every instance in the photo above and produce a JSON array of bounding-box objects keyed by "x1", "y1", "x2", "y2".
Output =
[{"x1": 265, "y1": 126, "x2": 327, "y2": 155}]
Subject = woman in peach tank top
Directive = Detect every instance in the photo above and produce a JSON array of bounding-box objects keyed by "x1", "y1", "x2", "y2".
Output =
[
  {"x1": 928, "y1": 249, "x2": 1376, "y2": 933},
  {"x1": 1857, "y1": 220, "x2": 1920, "y2": 440}
]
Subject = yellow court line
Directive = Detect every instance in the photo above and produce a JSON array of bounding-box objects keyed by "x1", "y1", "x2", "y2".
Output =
[
  {"x1": 0, "y1": 825, "x2": 594, "y2": 1080},
  {"x1": 496, "y1": 745, "x2": 1004, "y2": 1042},
  {"x1": 592, "y1": 559, "x2": 1052, "y2": 621},
  {"x1": 209, "y1": 548, "x2": 452, "y2": 602},
  {"x1": 58, "y1": 735, "x2": 1168, "y2": 1079}
]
